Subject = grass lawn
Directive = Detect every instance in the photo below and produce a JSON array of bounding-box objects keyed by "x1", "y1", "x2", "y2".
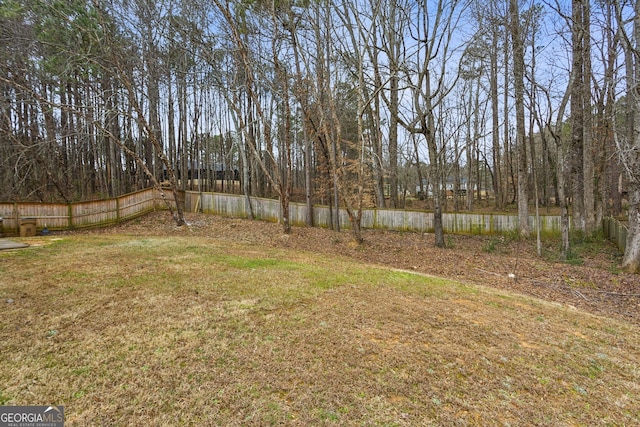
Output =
[{"x1": 1, "y1": 234, "x2": 639, "y2": 426}]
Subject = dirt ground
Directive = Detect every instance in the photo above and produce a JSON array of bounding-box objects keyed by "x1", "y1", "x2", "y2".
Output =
[{"x1": 83, "y1": 211, "x2": 640, "y2": 326}]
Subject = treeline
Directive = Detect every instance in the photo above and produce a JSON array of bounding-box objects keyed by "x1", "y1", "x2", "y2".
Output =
[{"x1": 1, "y1": 0, "x2": 640, "y2": 269}]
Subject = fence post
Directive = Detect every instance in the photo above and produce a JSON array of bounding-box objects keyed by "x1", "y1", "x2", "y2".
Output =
[
  {"x1": 373, "y1": 208, "x2": 378, "y2": 230},
  {"x1": 68, "y1": 203, "x2": 73, "y2": 229},
  {"x1": 13, "y1": 202, "x2": 18, "y2": 235},
  {"x1": 116, "y1": 196, "x2": 121, "y2": 223}
]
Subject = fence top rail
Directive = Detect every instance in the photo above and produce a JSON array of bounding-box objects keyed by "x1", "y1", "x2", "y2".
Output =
[
  {"x1": 0, "y1": 201, "x2": 68, "y2": 207},
  {"x1": 0, "y1": 188, "x2": 171, "y2": 207},
  {"x1": 0, "y1": 188, "x2": 130, "y2": 203}
]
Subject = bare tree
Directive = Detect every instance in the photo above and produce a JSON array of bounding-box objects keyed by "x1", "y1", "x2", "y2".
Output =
[
  {"x1": 591, "y1": 0, "x2": 621, "y2": 223},
  {"x1": 379, "y1": 0, "x2": 411, "y2": 208},
  {"x1": 395, "y1": 0, "x2": 468, "y2": 248},
  {"x1": 509, "y1": 0, "x2": 530, "y2": 236},
  {"x1": 570, "y1": 0, "x2": 589, "y2": 233},
  {"x1": 615, "y1": 0, "x2": 640, "y2": 272},
  {"x1": 211, "y1": 0, "x2": 296, "y2": 233}
]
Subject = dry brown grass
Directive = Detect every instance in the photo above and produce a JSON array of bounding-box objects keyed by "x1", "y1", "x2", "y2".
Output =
[{"x1": 1, "y1": 231, "x2": 639, "y2": 426}]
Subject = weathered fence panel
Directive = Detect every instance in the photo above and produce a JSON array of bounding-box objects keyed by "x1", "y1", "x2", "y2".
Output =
[
  {"x1": 312, "y1": 205, "x2": 332, "y2": 228},
  {"x1": 289, "y1": 203, "x2": 308, "y2": 227},
  {"x1": 445, "y1": 212, "x2": 485, "y2": 234},
  {"x1": 71, "y1": 199, "x2": 119, "y2": 228},
  {"x1": 213, "y1": 193, "x2": 248, "y2": 217},
  {"x1": 0, "y1": 188, "x2": 172, "y2": 235},
  {"x1": 372, "y1": 208, "x2": 408, "y2": 231},
  {"x1": 251, "y1": 197, "x2": 281, "y2": 222},
  {"x1": 183, "y1": 191, "x2": 565, "y2": 237},
  {"x1": 603, "y1": 217, "x2": 627, "y2": 253},
  {"x1": 119, "y1": 190, "x2": 158, "y2": 220},
  {"x1": 0, "y1": 203, "x2": 70, "y2": 232},
  {"x1": 531, "y1": 214, "x2": 564, "y2": 236}
]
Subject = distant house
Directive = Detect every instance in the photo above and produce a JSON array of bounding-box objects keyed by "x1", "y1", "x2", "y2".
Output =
[{"x1": 416, "y1": 177, "x2": 475, "y2": 199}]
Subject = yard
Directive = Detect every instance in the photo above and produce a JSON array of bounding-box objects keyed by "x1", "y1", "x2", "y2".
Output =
[{"x1": 1, "y1": 212, "x2": 639, "y2": 425}]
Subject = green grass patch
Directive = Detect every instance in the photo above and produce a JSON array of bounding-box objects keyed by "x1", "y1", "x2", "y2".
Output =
[{"x1": 216, "y1": 254, "x2": 301, "y2": 271}]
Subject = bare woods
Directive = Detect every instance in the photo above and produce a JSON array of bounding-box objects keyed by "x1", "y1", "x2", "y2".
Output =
[{"x1": 1, "y1": 0, "x2": 639, "y2": 270}]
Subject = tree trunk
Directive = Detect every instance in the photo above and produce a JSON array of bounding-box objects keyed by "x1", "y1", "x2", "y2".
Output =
[
  {"x1": 582, "y1": 0, "x2": 595, "y2": 232},
  {"x1": 277, "y1": 58, "x2": 293, "y2": 235},
  {"x1": 389, "y1": 58, "x2": 400, "y2": 209},
  {"x1": 433, "y1": 195, "x2": 445, "y2": 248},
  {"x1": 382, "y1": 0, "x2": 404, "y2": 209},
  {"x1": 288, "y1": 20, "x2": 314, "y2": 226},
  {"x1": 371, "y1": 63, "x2": 386, "y2": 209},
  {"x1": 571, "y1": 0, "x2": 586, "y2": 233},
  {"x1": 427, "y1": 126, "x2": 445, "y2": 248},
  {"x1": 304, "y1": 120, "x2": 314, "y2": 226},
  {"x1": 619, "y1": 0, "x2": 640, "y2": 273},
  {"x1": 503, "y1": 24, "x2": 514, "y2": 207},
  {"x1": 510, "y1": 0, "x2": 529, "y2": 236},
  {"x1": 622, "y1": 187, "x2": 640, "y2": 272},
  {"x1": 490, "y1": 33, "x2": 502, "y2": 209}
]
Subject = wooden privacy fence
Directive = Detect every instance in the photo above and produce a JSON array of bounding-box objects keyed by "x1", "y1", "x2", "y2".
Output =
[
  {"x1": 185, "y1": 191, "x2": 566, "y2": 236},
  {"x1": 0, "y1": 188, "x2": 175, "y2": 235},
  {"x1": 3, "y1": 189, "x2": 627, "y2": 246},
  {"x1": 603, "y1": 217, "x2": 628, "y2": 253}
]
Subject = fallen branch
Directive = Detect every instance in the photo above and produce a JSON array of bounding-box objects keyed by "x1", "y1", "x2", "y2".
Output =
[
  {"x1": 473, "y1": 268, "x2": 503, "y2": 277},
  {"x1": 571, "y1": 289, "x2": 589, "y2": 301},
  {"x1": 591, "y1": 290, "x2": 640, "y2": 297}
]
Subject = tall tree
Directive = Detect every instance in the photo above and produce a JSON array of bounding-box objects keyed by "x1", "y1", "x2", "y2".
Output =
[
  {"x1": 615, "y1": 0, "x2": 640, "y2": 272},
  {"x1": 509, "y1": 0, "x2": 530, "y2": 236},
  {"x1": 379, "y1": 0, "x2": 410, "y2": 208},
  {"x1": 570, "y1": 0, "x2": 595, "y2": 233},
  {"x1": 592, "y1": 0, "x2": 620, "y2": 222},
  {"x1": 396, "y1": 0, "x2": 467, "y2": 248},
  {"x1": 211, "y1": 0, "x2": 295, "y2": 233}
]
